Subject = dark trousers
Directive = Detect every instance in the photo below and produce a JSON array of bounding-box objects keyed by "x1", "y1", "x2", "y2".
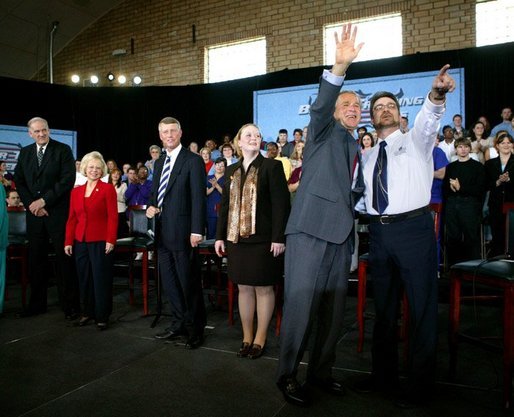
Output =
[
  {"x1": 368, "y1": 212, "x2": 438, "y2": 389},
  {"x1": 277, "y1": 232, "x2": 350, "y2": 381},
  {"x1": 445, "y1": 196, "x2": 482, "y2": 265},
  {"x1": 488, "y1": 203, "x2": 506, "y2": 257},
  {"x1": 158, "y1": 243, "x2": 206, "y2": 337},
  {"x1": 74, "y1": 241, "x2": 113, "y2": 322},
  {"x1": 27, "y1": 215, "x2": 79, "y2": 314}
]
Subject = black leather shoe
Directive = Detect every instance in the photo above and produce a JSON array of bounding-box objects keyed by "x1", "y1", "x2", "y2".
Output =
[
  {"x1": 247, "y1": 343, "x2": 264, "y2": 359},
  {"x1": 307, "y1": 376, "x2": 346, "y2": 396},
  {"x1": 96, "y1": 322, "x2": 108, "y2": 331},
  {"x1": 154, "y1": 329, "x2": 186, "y2": 340},
  {"x1": 237, "y1": 342, "x2": 252, "y2": 358},
  {"x1": 185, "y1": 335, "x2": 203, "y2": 349},
  {"x1": 277, "y1": 376, "x2": 310, "y2": 407}
]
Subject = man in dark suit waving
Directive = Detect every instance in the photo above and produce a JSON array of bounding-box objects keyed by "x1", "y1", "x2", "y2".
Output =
[
  {"x1": 147, "y1": 117, "x2": 206, "y2": 349},
  {"x1": 277, "y1": 24, "x2": 364, "y2": 406},
  {"x1": 14, "y1": 117, "x2": 79, "y2": 318}
]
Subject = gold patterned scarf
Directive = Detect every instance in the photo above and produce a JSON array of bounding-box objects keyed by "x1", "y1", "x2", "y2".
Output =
[{"x1": 227, "y1": 165, "x2": 258, "y2": 243}]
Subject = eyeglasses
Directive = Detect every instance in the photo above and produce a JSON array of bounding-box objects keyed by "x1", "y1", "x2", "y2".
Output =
[{"x1": 373, "y1": 103, "x2": 398, "y2": 112}]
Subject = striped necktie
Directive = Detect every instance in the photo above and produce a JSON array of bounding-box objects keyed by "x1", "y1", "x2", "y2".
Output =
[
  {"x1": 37, "y1": 146, "x2": 44, "y2": 166},
  {"x1": 372, "y1": 141, "x2": 388, "y2": 214},
  {"x1": 157, "y1": 156, "x2": 171, "y2": 208}
]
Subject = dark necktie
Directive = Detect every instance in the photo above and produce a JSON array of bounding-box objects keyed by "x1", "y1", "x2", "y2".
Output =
[
  {"x1": 157, "y1": 156, "x2": 171, "y2": 208},
  {"x1": 372, "y1": 141, "x2": 388, "y2": 214},
  {"x1": 37, "y1": 146, "x2": 44, "y2": 167}
]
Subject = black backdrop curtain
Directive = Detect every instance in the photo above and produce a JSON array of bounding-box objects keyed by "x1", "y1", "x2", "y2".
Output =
[{"x1": 0, "y1": 42, "x2": 513, "y2": 165}]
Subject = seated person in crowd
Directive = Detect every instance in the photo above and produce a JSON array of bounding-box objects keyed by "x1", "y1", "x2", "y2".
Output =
[
  {"x1": 125, "y1": 165, "x2": 152, "y2": 206},
  {"x1": 6, "y1": 189, "x2": 23, "y2": 207},
  {"x1": 444, "y1": 137, "x2": 486, "y2": 266}
]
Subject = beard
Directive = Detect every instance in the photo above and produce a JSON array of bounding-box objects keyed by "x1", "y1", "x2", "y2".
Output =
[{"x1": 373, "y1": 112, "x2": 400, "y2": 130}]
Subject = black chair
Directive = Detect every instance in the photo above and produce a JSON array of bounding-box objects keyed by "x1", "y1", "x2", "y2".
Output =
[
  {"x1": 6, "y1": 207, "x2": 29, "y2": 307},
  {"x1": 115, "y1": 205, "x2": 155, "y2": 316},
  {"x1": 448, "y1": 202, "x2": 514, "y2": 409}
]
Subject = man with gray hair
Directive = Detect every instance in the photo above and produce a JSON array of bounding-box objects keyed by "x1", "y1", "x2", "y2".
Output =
[{"x1": 15, "y1": 117, "x2": 78, "y2": 319}]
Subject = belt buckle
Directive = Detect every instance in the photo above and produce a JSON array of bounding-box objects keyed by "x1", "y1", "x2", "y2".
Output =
[{"x1": 379, "y1": 215, "x2": 392, "y2": 225}]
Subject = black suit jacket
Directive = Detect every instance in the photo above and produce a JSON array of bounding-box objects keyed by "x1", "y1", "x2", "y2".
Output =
[
  {"x1": 14, "y1": 138, "x2": 75, "y2": 230},
  {"x1": 216, "y1": 154, "x2": 290, "y2": 244},
  {"x1": 149, "y1": 147, "x2": 206, "y2": 251},
  {"x1": 485, "y1": 154, "x2": 514, "y2": 209}
]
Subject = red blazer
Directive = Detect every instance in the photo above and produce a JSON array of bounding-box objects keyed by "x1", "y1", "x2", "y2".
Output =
[{"x1": 65, "y1": 180, "x2": 118, "y2": 246}]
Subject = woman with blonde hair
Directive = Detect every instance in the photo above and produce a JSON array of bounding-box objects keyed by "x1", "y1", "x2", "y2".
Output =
[
  {"x1": 215, "y1": 123, "x2": 290, "y2": 359},
  {"x1": 65, "y1": 151, "x2": 118, "y2": 330}
]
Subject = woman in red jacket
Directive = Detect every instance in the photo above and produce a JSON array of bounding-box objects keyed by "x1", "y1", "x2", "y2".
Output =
[{"x1": 65, "y1": 151, "x2": 118, "y2": 330}]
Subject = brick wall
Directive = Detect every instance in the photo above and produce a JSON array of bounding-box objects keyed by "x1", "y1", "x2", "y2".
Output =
[{"x1": 41, "y1": 0, "x2": 476, "y2": 86}]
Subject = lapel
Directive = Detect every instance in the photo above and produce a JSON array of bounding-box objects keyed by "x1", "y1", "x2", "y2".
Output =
[{"x1": 163, "y1": 147, "x2": 187, "y2": 196}]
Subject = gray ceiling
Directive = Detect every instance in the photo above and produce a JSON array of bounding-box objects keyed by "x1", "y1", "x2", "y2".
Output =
[{"x1": 0, "y1": 0, "x2": 125, "y2": 81}]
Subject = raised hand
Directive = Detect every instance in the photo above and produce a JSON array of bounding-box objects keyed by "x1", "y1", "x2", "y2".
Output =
[
  {"x1": 332, "y1": 23, "x2": 364, "y2": 74},
  {"x1": 431, "y1": 64, "x2": 456, "y2": 102}
]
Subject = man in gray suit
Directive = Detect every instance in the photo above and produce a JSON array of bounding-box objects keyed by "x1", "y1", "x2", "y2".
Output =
[{"x1": 277, "y1": 24, "x2": 364, "y2": 406}]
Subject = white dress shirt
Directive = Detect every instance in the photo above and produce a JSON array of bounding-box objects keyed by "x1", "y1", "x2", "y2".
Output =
[{"x1": 361, "y1": 94, "x2": 445, "y2": 215}]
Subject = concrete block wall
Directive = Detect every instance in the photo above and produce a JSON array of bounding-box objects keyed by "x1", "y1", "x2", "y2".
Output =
[{"x1": 41, "y1": 0, "x2": 476, "y2": 86}]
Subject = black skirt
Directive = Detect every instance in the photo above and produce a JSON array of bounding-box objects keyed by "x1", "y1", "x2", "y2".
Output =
[{"x1": 226, "y1": 240, "x2": 283, "y2": 286}]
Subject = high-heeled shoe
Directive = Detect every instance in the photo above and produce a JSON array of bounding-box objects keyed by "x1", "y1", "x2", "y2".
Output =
[
  {"x1": 96, "y1": 322, "x2": 108, "y2": 331},
  {"x1": 237, "y1": 342, "x2": 252, "y2": 358},
  {"x1": 247, "y1": 343, "x2": 264, "y2": 359},
  {"x1": 78, "y1": 316, "x2": 93, "y2": 327}
]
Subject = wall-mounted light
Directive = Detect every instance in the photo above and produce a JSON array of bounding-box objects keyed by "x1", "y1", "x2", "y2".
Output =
[
  {"x1": 117, "y1": 74, "x2": 127, "y2": 84},
  {"x1": 90, "y1": 75, "x2": 99, "y2": 85},
  {"x1": 107, "y1": 72, "x2": 115, "y2": 82},
  {"x1": 71, "y1": 74, "x2": 80, "y2": 84},
  {"x1": 132, "y1": 75, "x2": 142, "y2": 85}
]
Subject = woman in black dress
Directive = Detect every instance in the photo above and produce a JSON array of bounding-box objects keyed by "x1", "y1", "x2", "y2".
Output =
[{"x1": 215, "y1": 123, "x2": 290, "y2": 359}]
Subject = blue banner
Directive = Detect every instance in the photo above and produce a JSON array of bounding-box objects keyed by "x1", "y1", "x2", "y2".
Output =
[{"x1": 254, "y1": 68, "x2": 465, "y2": 142}]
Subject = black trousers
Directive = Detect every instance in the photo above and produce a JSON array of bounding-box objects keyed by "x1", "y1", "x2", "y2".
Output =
[
  {"x1": 27, "y1": 215, "x2": 79, "y2": 315},
  {"x1": 368, "y1": 212, "x2": 438, "y2": 389},
  {"x1": 74, "y1": 241, "x2": 113, "y2": 322},
  {"x1": 158, "y1": 243, "x2": 206, "y2": 337},
  {"x1": 445, "y1": 196, "x2": 482, "y2": 265}
]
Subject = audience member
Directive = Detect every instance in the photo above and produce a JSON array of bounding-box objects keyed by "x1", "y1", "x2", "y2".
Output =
[
  {"x1": 121, "y1": 163, "x2": 131, "y2": 182},
  {"x1": 438, "y1": 124, "x2": 456, "y2": 162},
  {"x1": 357, "y1": 126, "x2": 368, "y2": 139},
  {"x1": 215, "y1": 123, "x2": 290, "y2": 360},
  {"x1": 0, "y1": 160, "x2": 14, "y2": 190},
  {"x1": 65, "y1": 151, "x2": 118, "y2": 331},
  {"x1": 145, "y1": 144, "x2": 162, "y2": 180},
  {"x1": 109, "y1": 168, "x2": 129, "y2": 237},
  {"x1": 490, "y1": 107, "x2": 514, "y2": 137},
  {"x1": 452, "y1": 114, "x2": 467, "y2": 139},
  {"x1": 431, "y1": 136, "x2": 449, "y2": 270},
  {"x1": 288, "y1": 141, "x2": 305, "y2": 169},
  {"x1": 303, "y1": 126, "x2": 308, "y2": 142},
  {"x1": 124, "y1": 166, "x2": 137, "y2": 185},
  {"x1": 292, "y1": 128, "x2": 304, "y2": 145},
  {"x1": 14, "y1": 116, "x2": 79, "y2": 319},
  {"x1": 200, "y1": 147, "x2": 214, "y2": 174},
  {"x1": 357, "y1": 64, "x2": 456, "y2": 409},
  {"x1": 484, "y1": 130, "x2": 509, "y2": 161},
  {"x1": 220, "y1": 143, "x2": 238, "y2": 166},
  {"x1": 206, "y1": 157, "x2": 226, "y2": 239},
  {"x1": 6, "y1": 189, "x2": 22, "y2": 207},
  {"x1": 360, "y1": 132, "x2": 374, "y2": 153},
  {"x1": 266, "y1": 142, "x2": 292, "y2": 181},
  {"x1": 205, "y1": 139, "x2": 221, "y2": 160},
  {"x1": 478, "y1": 115, "x2": 491, "y2": 138},
  {"x1": 468, "y1": 120, "x2": 489, "y2": 163},
  {"x1": 444, "y1": 137, "x2": 486, "y2": 266},
  {"x1": 0, "y1": 184, "x2": 6, "y2": 315},
  {"x1": 276, "y1": 129, "x2": 293, "y2": 158},
  {"x1": 147, "y1": 117, "x2": 206, "y2": 350},
  {"x1": 400, "y1": 116, "x2": 409, "y2": 133},
  {"x1": 188, "y1": 141, "x2": 199, "y2": 154},
  {"x1": 277, "y1": 24, "x2": 363, "y2": 407},
  {"x1": 484, "y1": 132, "x2": 514, "y2": 257},
  {"x1": 125, "y1": 166, "x2": 152, "y2": 206}
]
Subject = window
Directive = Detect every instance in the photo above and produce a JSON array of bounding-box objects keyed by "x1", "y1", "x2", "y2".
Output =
[
  {"x1": 476, "y1": 0, "x2": 514, "y2": 47},
  {"x1": 324, "y1": 14, "x2": 402, "y2": 65},
  {"x1": 205, "y1": 37, "x2": 266, "y2": 83}
]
